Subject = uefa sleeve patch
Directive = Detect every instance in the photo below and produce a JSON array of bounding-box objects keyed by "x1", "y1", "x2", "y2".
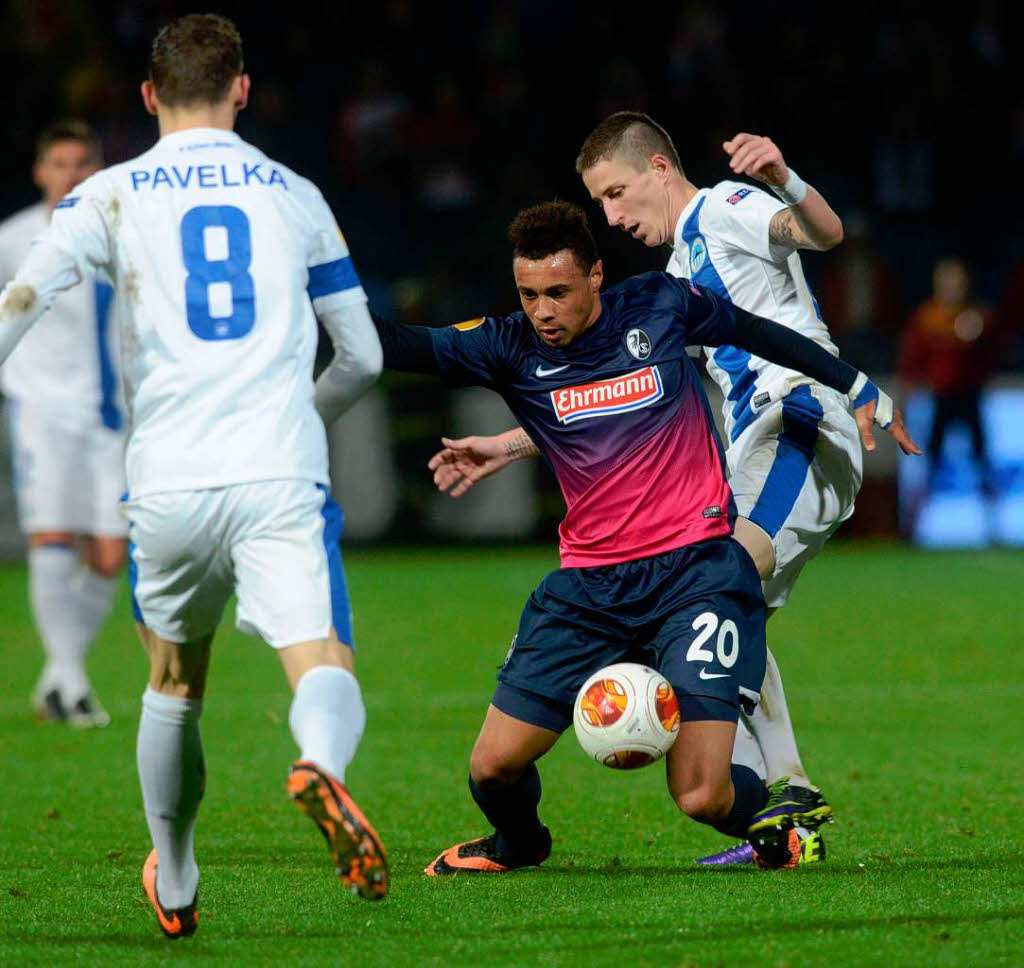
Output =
[
  {"x1": 55, "y1": 196, "x2": 80, "y2": 209},
  {"x1": 453, "y1": 317, "x2": 485, "y2": 332},
  {"x1": 727, "y1": 188, "x2": 752, "y2": 205}
]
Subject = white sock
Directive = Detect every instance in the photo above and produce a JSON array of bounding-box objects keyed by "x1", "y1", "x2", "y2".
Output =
[
  {"x1": 733, "y1": 714, "x2": 767, "y2": 778},
  {"x1": 69, "y1": 563, "x2": 117, "y2": 653},
  {"x1": 29, "y1": 545, "x2": 91, "y2": 701},
  {"x1": 137, "y1": 687, "x2": 204, "y2": 908},
  {"x1": 288, "y1": 666, "x2": 365, "y2": 784},
  {"x1": 747, "y1": 647, "x2": 811, "y2": 787}
]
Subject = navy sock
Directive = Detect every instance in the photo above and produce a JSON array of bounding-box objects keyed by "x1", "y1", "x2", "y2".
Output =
[
  {"x1": 713, "y1": 764, "x2": 769, "y2": 838},
  {"x1": 468, "y1": 765, "x2": 546, "y2": 856}
]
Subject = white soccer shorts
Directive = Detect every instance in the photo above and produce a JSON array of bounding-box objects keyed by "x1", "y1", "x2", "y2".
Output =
[
  {"x1": 122, "y1": 480, "x2": 353, "y2": 647},
  {"x1": 6, "y1": 400, "x2": 127, "y2": 536},
  {"x1": 727, "y1": 384, "x2": 863, "y2": 609}
]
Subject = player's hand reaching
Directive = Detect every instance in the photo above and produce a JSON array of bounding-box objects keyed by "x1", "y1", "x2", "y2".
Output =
[
  {"x1": 428, "y1": 435, "x2": 514, "y2": 498},
  {"x1": 428, "y1": 428, "x2": 539, "y2": 498},
  {"x1": 722, "y1": 133, "x2": 789, "y2": 188},
  {"x1": 847, "y1": 375, "x2": 922, "y2": 455}
]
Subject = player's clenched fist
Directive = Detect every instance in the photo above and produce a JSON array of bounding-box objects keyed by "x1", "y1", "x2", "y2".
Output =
[{"x1": 722, "y1": 133, "x2": 789, "y2": 188}]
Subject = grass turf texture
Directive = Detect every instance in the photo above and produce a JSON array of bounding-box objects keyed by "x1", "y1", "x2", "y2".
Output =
[{"x1": 0, "y1": 543, "x2": 1022, "y2": 967}]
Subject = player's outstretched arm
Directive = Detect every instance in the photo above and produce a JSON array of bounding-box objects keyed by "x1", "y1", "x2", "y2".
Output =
[
  {"x1": 0, "y1": 242, "x2": 83, "y2": 364},
  {"x1": 723, "y1": 307, "x2": 922, "y2": 455},
  {"x1": 371, "y1": 312, "x2": 444, "y2": 376},
  {"x1": 681, "y1": 283, "x2": 921, "y2": 455},
  {"x1": 723, "y1": 133, "x2": 843, "y2": 252},
  {"x1": 314, "y1": 303, "x2": 383, "y2": 425},
  {"x1": 428, "y1": 428, "x2": 538, "y2": 498}
]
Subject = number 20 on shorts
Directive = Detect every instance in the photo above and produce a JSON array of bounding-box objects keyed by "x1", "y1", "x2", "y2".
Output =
[{"x1": 686, "y1": 612, "x2": 739, "y2": 668}]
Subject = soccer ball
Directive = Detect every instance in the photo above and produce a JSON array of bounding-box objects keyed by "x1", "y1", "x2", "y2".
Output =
[{"x1": 572, "y1": 663, "x2": 680, "y2": 769}]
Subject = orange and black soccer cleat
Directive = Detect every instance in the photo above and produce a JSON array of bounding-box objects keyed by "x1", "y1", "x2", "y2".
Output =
[
  {"x1": 287, "y1": 759, "x2": 388, "y2": 900},
  {"x1": 142, "y1": 849, "x2": 198, "y2": 939},
  {"x1": 753, "y1": 827, "x2": 804, "y2": 870},
  {"x1": 425, "y1": 826, "x2": 551, "y2": 876}
]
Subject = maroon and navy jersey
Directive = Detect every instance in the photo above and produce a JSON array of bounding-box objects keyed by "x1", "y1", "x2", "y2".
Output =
[{"x1": 430, "y1": 271, "x2": 742, "y2": 568}]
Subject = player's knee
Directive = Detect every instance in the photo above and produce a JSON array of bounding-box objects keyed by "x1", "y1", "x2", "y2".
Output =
[
  {"x1": 87, "y1": 555, "x2": 125, "y2": 579},
  {"x1": 469, "y1": 747, "x2": 526, "y2": 787},
  {"x1": 83, "y1": 539, "x2": 127, "y2": 577},
  {"x1": 674, "y1": 783, "x2": 732, "y2": 824}
]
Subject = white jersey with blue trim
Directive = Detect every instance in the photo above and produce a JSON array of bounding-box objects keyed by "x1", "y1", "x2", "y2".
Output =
[
  {"x1": 0, "y1": 202, "x2": 122, "y2": 432},
  {"x1": 42, "y1": 127, "x2": 366, "y2": 498},
  {"x1": 666, "y1": 181, "x2": 839, "y2": 443}
]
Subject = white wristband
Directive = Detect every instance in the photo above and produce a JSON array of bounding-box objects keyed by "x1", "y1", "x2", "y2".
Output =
[{"x1": 772, "y1": 167, "x2": 808, "y2": 206}]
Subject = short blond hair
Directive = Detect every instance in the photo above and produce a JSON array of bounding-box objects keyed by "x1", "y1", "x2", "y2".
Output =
[{"x1": 576, "y1": 111, "x2": 683, "y2": 177}]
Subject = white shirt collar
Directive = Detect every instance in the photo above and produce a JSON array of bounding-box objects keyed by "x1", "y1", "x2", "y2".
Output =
[{"x1": 156, "y1": 127, "x2": 241, "y2": 148}]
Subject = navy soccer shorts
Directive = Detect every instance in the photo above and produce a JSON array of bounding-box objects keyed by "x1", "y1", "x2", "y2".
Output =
[{"x1": 492, "y1": 537, "x2": 766, "y2": 733}]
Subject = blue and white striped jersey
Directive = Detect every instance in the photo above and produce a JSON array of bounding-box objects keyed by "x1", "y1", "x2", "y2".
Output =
[
  {"x1": 666, "y1": 181, "x2": 839, "y2": 443},
  {"x1": 42, "y1": 127, "x2": 365, "y2": 497}
]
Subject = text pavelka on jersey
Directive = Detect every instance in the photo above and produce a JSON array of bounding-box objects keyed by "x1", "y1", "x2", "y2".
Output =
[{"x1": 130, "y1": 164, "x2": 288, "y2": 192}]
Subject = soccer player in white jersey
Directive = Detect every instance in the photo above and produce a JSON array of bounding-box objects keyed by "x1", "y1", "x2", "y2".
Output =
[
  {"x1": 429, "y1": 113, "x2": 863, "y2": 865},
  {"x1": 0, "y1": 121, "x2": 126, "y2": 728},
  {"x1": 0, "y1": 14, "x2": 387, "y2": 934}
]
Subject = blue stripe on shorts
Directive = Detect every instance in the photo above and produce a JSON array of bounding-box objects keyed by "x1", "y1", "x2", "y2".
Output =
[
  {"x1": 747, "y1": 386, "x2": 824, "y2": 537},
  {"x1": 317, "y1": 484, "x2": 353, "y2": 647},
  {"x1": 122, "y1": 492, "x2": 144, "y2": 623}
]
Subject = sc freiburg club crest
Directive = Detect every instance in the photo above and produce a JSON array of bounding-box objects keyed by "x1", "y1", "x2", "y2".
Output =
[{"x1": 625, "y1": 328, "x2": 651, "y2": 361}]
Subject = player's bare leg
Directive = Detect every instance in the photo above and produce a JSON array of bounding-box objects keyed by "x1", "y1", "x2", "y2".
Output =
[
  {"x1": 666, "y1": 719, "x2": 764, "y2": 831},
  {"x1": 137, "y1": 625, "x2": 211, "y2": 937},
  {"x1": 732, "y1": 518, "x2": 775, "y2": 580},
  {"x1": 665, "y1": 716, "x2": 808, "y2": 869},
  {"x1": 28, "y1": 531, "x2": 122, "y2": 726},
  {"x1": 82, "y1": 534, "x2": 127, "y2": 577},
  {"x1": 426, "y1": 704, "x2": 558, "y2": 875},
  {"x1": 282, "y1": 632, "x2": 388, "y2": 900}
]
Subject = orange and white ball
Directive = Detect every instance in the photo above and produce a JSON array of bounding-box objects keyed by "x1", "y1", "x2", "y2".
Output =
[{"x1": 572, "y1": 663, "x2": 680, "y2": 769}]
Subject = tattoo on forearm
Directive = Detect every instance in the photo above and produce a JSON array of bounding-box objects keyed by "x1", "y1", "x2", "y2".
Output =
[
  {"x1": 505, "y1": 432, "x2": 539, "y2": 460},
  {"x1": 768, "y1": 209, "x2": 799, "y2": 247}
]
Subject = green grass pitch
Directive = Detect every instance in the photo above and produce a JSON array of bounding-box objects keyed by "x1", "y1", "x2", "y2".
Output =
[{"x1": 0, "y1": 543, "x2": 1022, "y2": 966}]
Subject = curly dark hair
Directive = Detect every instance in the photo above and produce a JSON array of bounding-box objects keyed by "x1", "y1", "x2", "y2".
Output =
[
  {"x1": 149, "y1": 13, "x2": 244, "y2": 107},
  {"x1": 507, "y1": 200, "x2": 599, "y2": 272}
]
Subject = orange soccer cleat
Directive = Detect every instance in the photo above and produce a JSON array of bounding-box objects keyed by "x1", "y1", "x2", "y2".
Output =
[
  {"x1": 425, "y1": 827, "x2": 551, "y2": 876},
  {"x1": 287, "y1": 759, "x2": 388, "y2": 900},
  {"x1": 141, "y1": 849, "x2": 198, "y2": 939}
]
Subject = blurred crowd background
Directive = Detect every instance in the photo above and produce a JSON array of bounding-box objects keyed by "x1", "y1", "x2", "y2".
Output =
[{"x1": 1, "y1": 0, "x2": 1022, "y2": 545}]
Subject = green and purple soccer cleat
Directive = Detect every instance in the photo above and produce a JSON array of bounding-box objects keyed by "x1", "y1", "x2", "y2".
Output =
[
  {"x1": 697, "y1": 828, "x2": 826, "y2": 867},
  {"x1": 748, "y1": 778, "x2": 833, "y2": 868}
]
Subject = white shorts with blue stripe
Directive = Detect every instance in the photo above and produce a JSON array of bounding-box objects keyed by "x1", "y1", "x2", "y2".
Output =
[
  {"x1": 727, "y1": 383, "x2": 863, "y2": 609},
  {"x1": 7, "y1": 399, "x2": 127, "y2": 536},
  {"x1": 122, "y1": 480, "x2": 353, "y2": 647}
]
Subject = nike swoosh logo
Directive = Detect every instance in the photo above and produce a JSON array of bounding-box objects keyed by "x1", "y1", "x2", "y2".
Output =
[
  {"x1": 535, "y1": 364, "x2": 570, "y2": 377},
  {"x1": 699, "y1": 669, "x2": 731, "y2": 680}
]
